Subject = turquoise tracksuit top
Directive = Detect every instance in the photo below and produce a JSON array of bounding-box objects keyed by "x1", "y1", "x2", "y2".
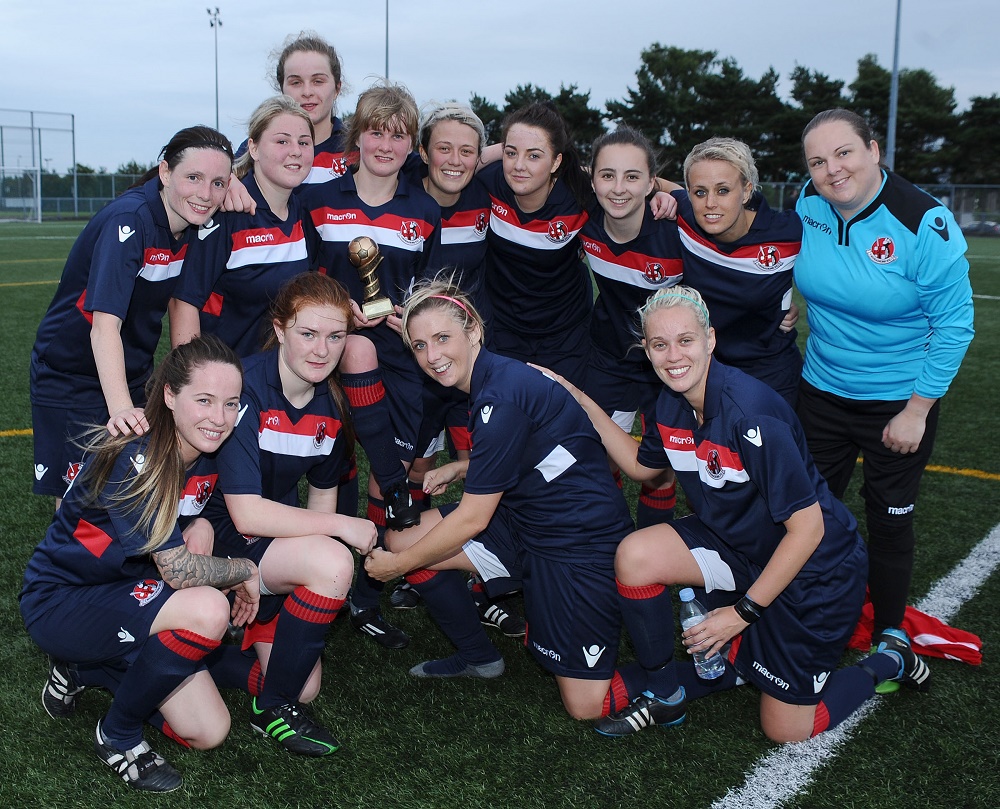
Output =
[{"x1": 795, "y1": 171, "x2": 974, "y2": 401}]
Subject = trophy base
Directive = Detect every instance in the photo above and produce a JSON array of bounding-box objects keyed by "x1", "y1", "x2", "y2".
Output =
[{"x1": 363, "y1": 297, "x2": 396, "y2": 319}]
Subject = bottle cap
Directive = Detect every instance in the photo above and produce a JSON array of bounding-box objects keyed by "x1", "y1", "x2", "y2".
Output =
[{"x1": 679, "y1": 588, "x2": 695, "y2": 602}]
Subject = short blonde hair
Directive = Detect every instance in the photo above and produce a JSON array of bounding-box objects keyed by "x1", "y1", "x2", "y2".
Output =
[
  {"x1": 639, "y1": 285, "x2": 711, "y2": 336},
  {"x1": 683, "y1": 137, "x2": 759, "y2": 192}
]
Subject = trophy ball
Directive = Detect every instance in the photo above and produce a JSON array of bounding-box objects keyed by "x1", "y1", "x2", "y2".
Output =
[{"x1": 348, "y1": 236, "x2": 379, "y2": 268}]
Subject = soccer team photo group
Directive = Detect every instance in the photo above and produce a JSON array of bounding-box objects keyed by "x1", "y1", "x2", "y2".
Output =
[{"x1": 3, "y1": 17, "x2": 998, "y2": 808}]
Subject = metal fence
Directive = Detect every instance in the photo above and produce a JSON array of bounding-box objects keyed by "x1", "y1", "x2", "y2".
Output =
[{"x1": 24, "y1": 175, "x2": 1000, "y2": 226}]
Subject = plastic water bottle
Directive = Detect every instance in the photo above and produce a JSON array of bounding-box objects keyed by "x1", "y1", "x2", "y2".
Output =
[{"x1": 678, "y1": 588, "x2": 726, "y2": 680}]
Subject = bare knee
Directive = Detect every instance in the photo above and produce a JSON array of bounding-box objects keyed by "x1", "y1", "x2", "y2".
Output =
[
  {"x1": 186, "y1": 713, "x2": 232, "y2": 750},
  {"x1": 759, "y1": 699, "x2": 815, "y2": 743},
  {"x1": 341, "y1": 334, "x2": 377, "y2": 373},
  {"x1": 615, "y1": 533, "x2": 651, "y2": 583},
  {"x1": 176, "y1": 588, "x2": 231, "y2": 639}
]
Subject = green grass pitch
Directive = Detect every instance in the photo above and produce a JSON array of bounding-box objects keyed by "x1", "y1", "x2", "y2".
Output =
[{"x1": 0, "y1": 222, "x2": 998, "y2": 808}]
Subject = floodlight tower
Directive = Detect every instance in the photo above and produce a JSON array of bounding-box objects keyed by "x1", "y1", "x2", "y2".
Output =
[{"x1": 208, "y1": 7, "x2": 223, "y2": 129}]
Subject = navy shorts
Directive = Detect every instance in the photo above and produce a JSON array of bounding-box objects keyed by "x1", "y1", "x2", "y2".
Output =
[
  {"x1": 21, "y1": 578, "x2": 175, "y2": 667},
  {"x1": 672, "y1": 514, "x2": 867, "y2": 705},
  {"x1": 492, "y1": 315, "x2": 591, "y2": 390},
  {"x1": 378, "y1": 349, "x2": 425, "y2": 465},
  {"x1": 212, "y1": 519, "x2": 275, "y2": 566},
  {"x1": 31, "y1": 402, "x2": 108, "y2": 497},
  {"x1": 732, "y1": 344, "x2": 802, "y2": 409},
  {"x1": 31, "y1": 359, "x2": 147, "y2": 496},
  {"x1": 585, "y1": 348, "x2": 660, "y2": 430},
  {"x1": 415, "y1": 379, "x2": 470, "y2": 458},
  {"x1": 451, "y1": 502, "x2": 621, "y2": 680}
]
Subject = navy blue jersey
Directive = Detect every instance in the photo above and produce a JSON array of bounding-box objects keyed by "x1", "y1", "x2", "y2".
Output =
[
  {"x1": 21, "y1": 438, "x2": 216, "y2": 597},
  {"x1": 463, "y1": 350, "x2": 632, "y2": 562},
  {"x1": 205, "y1": 350, "x2": 349, "y2": 535},
  {"x1": 173, "y1": 170, "x2": 312, "y2": 357},
  {"x1": 302, "y1": 122, "x2": 350, "y2": 185},
  {"x1": 303, "y1": 168, "x2": 441, "y2": 364},
  {"x1": 581, "y1": 205, "x2": 683, "y2": 375},
  {"x1": 31, "y1": 178, "x2": 187, "y2": 404},
  {"x1": 477, "y1": 162, "x2": 591, "y2": 334},
  {"x1": 637, "y1": 360, "x2": 861, "y2": 578},
  {"x1": 675, "y1": 190, "x2": 801, "y2": 371},
  {"x1": 236, "y1": 118, "x2": 349, "y2": 187}
]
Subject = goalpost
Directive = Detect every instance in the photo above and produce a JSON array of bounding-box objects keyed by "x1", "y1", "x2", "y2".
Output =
[{"x1": 0, "y1": 165, "x2": 42, "y2": 223}]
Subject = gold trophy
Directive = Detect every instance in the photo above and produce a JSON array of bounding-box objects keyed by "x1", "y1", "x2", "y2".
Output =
[{"x1": 348, "y1": 236, "x2": 395, "y2": 319}]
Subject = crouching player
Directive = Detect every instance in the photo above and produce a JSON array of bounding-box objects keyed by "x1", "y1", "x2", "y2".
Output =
[
  {"x1": 545, "y1": 286, "x2": 930, "y2": 742},
  {"x1": 20, "y1": 337, "x2": 259, "y2": 791},
  {"x1": 366, "y1": 279, "x2": 653, "y2": 720}
]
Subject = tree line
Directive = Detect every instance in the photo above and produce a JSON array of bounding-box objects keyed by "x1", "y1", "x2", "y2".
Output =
[
  {"x1": 470, "y1": 46, "x2": 1000, "y2": 185},
  {"x1": 31, "y1": 46, "x2": 1000, "y2": 194}
]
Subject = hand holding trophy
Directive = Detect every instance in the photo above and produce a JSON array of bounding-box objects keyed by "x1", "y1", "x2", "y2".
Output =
[{"x1": 348, "y1": 236, "x2": 395, "y2": 319}]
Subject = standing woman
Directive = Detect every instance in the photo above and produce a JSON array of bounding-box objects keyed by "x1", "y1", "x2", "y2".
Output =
[
  {"x1": 477, "y1": 101, "x2": 593, "y2": 388},
  {"x1": 21, "y1": 336, "x2": 259, "y2": 792},
  {"x1": 366, "y1": 279, "x2": 640, "y2": 722},
  {"x1": 674, "y1": 137, "x2": 803, "y2": 406},
  {"x1": 580, "y1": 126, "x2": 684, "y2": 528},
  {"x1": 546, "y1": 287, "x2": 928, "y2": 743},
  {"x1": 30, "y1": 126, "x2": 233, "y2": 505},
  {"x1": 302, "y1": 81, "x2": 440, "y2": 647},
  {"x1": 406, "y1": 103, "x2": 491, "y2": 504},
  {"x1": 795, "y1": 109, "x2": 974, "y2": 654},
  {"x1": 273, "y1": 31, "x2": 349, "y2": 183},
  {"x1": 171, "y1": 96, "x2": 315, "y2": 357},
  {"x1": 202, "y1": 273, "x2": 378, "y2": 755},
  {"x1": 227, "y1": 30, "x2": 349, "y2": 210}
]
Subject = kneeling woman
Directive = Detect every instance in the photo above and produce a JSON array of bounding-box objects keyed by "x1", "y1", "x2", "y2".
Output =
[
  {"x1": 202, "y1": 272, "x2": 377, "y2": 755},
  {"x1": 365, "y1": 279, "x2": 638, "y2": 720},
  {"x1": 548, "y1": 286, "x2": 930, "y2": 742},
  {"x1": 20, "y1": 336, "x2": 259, "y2": 792}
]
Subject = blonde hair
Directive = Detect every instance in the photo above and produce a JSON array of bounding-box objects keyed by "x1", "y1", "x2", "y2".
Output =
[
  {"x1": 234, "y1": 95, "x2": 314, "y2": 179},
  {"x1": 639, "y1": 285, "x2": 712, "y2": 336},
  {"x1": 683, "y1": 137, "x2": 759, "y2": 192},
  {"x1": 419, "y1": 102, "x2": 486, "y2": 155},
  {"x1": 401, "y1": 273, "x2": 485, "y2": 348}
]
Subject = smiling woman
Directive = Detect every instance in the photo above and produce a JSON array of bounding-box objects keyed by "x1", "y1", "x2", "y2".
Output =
[
  {"x1": 21, "y1": 335, "x2": 259, "y2": 792},
  {"x1": 794, "y1": 108, "x2": 976, "y2": 655},
  {"x1": 29, "y1": 126, "x2": 234, "y2": 506}
]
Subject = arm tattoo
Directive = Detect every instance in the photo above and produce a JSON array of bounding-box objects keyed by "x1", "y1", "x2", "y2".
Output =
[{"x1": 153, "y1": 544, "x2": 254, "y2": 590}]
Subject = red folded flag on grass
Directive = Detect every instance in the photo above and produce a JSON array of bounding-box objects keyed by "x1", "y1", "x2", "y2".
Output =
[{"x1": 848, "y1": 598, "x2": 983, "y2": 665}]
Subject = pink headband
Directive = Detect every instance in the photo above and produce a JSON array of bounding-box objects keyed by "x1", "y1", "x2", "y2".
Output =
[{"x1": 430, "y1": 294, "x2": 470, "y2": 316}]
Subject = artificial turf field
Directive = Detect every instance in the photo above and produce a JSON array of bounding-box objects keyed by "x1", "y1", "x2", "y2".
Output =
[{"x1": 0, "y1": 221, "x2": 997, "y2": 808}]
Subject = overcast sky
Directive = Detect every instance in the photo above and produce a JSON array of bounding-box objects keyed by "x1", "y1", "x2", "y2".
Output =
[{"x1": 2, "y1": 0, "x2": 997, "y2": 173}]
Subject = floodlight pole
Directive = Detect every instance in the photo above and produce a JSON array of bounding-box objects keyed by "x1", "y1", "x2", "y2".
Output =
[
  {"x1": 208, "y1": 8, "x2": 222, "y2": 130},
  {"x1": 886, "y1": 0, "x2": 902, "y2": 171},
  {"x1": 385, "y1": 0, "x2": 390, "y2": 79}
]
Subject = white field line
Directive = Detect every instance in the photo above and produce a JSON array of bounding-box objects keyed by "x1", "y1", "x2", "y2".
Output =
[
  {"x1": 972, "y1": 294, "x2": 1000, "y2": 301},
  {"x1": 711, "y1": 521, "x2": 1000, "y2": 809}
]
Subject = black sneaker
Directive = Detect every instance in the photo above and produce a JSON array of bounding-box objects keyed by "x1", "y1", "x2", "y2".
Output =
[
  {"x1": 250, "y1": 698, "x2": 339, "y2": 756},
  {"x1": 875, "y1": 628, "x2": 932, "y2": 692},
  {"x1": 42, "y1": 658, "x2": 84, "y2": 719},
  {"x1": 350, "y1": 606, "x2": 410, "y2": 649},
  {"x1": 594, "y1": 689, "x2": 687, "y2": 738},
  {"x1": 94, "y1": 720, "x2": 183, "y2": 792},
  {"x1": 384, "y1": 480, "x2": 420, "y2": 531},
  {"x1": 389, "y1": 581, "x2": 421, "y2": 609},
  {"x1": 479, "y1": 601, "x2": 526, "y2": 638}
]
